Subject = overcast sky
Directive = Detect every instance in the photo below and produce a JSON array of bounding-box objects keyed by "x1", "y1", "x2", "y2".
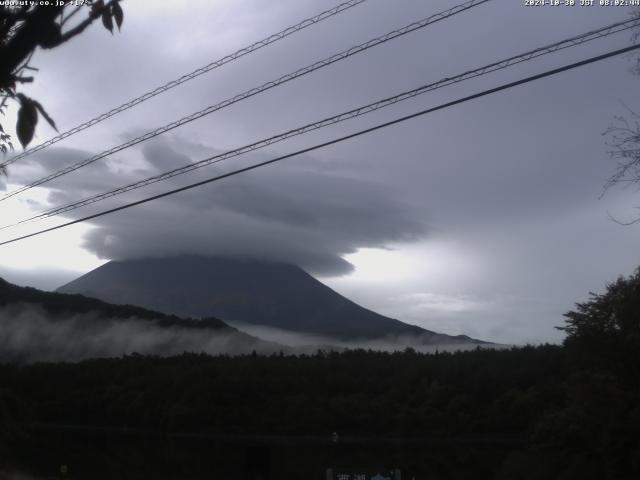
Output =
[{"x1": 1, "y1": 0, "x2": 639, "y2": 344}]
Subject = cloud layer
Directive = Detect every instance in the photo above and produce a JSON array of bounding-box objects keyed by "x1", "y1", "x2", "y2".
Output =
[
  {"x1": 12, "y1": 137, "x2": 428, "y2": 276},
  {"x1": 2, "y1": 0, "x2": 640, "y2": 344}
]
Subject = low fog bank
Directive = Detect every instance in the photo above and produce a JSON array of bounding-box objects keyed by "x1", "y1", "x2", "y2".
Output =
[
  {"x1": 0, "y1": 303, "x2": 289, "y2": 363},
  {"x1": 0, "y1": 304, "x2": 504, "y2": 364},
  {"x1": 229, "y1": 322, "x2": 505, "y2": 354}
]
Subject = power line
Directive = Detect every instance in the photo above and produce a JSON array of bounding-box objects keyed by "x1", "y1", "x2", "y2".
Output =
[
  {"x1": 6, "y1": 16, "x2": 638, "y2": 229},
  {"x1": 0, "y1": 0, "x2": 491, "y2": 202},
  {"x1": 0, "y1": 0, "x2": 370, "y2": 168},
  {"x1": 1, "y1": 43, "x2": 638, "y2": 248}
]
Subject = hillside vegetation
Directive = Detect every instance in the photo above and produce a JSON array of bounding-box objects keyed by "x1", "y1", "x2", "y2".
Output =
[{"x1": 1, "y1": 270, "x2": 640, "y2": 478}]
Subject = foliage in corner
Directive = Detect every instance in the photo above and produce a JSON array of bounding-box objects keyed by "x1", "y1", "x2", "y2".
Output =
[
  {"x1": 0, "y1": 0, "x2": 124, "y2": 171},
  {"x1": 559, "y1": 268, "x2": 640, "y2": 382},
  {"x1": 532, "y1": 270, "x2": 640, "y2": 479}
]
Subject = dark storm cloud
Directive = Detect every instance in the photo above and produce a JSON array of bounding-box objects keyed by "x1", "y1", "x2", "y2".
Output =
[
  {"x1": 4, "y1": 0, "x2": 640, "y2": 343},
  {"x1": 23, "y1": 136, "x2": 428, "y2": 275},
  {"x1": 6, "y1": 146, "x2": 118, "y2": 199}
]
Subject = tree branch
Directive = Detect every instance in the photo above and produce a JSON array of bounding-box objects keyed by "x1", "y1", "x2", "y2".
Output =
[
  {"x1": 0, "y1": 5, "x2": 64, "y2": 79},
  {"x1": 57, "y1": 0, "x2": 120, "y2": 45},
  {"x1": 60, "y1": 5, "x2": 83, "y2": 28}
]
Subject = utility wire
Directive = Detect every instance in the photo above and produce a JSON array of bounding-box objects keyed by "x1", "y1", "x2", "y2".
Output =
[
  {"x1": 1, "y1": 43, "x2": 638, "y2": 248},
  {"x1": 0, "y1": 0, "x2": 491, "y2": 202},
  {"x1": 5, "y1": 16, "x2": 638, "y2": 229},
  {"x1": 0, "y1": 0, "x2": 370, "y2": 168}
]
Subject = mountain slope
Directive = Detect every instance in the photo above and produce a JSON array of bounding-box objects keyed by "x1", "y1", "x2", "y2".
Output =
[
  {"x1": 0, "y1": 277, "x2": 285, "y2": 361},
  {"x1": 0, "y1": 276, "x2": 228, "y2": 330},
  {"x1": 57, "y1": 256, "x2": 480, "y2": 343}
]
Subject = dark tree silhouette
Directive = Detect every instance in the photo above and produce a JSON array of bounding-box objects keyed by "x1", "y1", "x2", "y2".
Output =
[
  {"x1": 559, "y1": 268, "x2": 640, "y2": 384},
  {"x1": 528, "y1": 270, "x2": 640, "y2": 479},
  {"x1": 0, "y1": 0, "x2": 124, "y2": 169},
  {"x1": 1, "y1": 273, "x2": 639, "y2": 477}
]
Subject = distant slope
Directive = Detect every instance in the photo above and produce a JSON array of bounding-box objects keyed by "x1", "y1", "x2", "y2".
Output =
[
  {"x1": 57, "y1": 256, "x2": 482, "y2": 344},
  {"x1": 0, "y1": 277, "x2": 285, "y2": 362},
  {"x1": 0, "y1": 276, "x2": 228, "y2": 330}
]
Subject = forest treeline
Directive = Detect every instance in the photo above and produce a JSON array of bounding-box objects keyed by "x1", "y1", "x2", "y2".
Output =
[
  {"x1": 0, "y1": 270, "x2": 639, "y2": 478},
  {"x1": 0, "y1": 346, "x2": 564, "y2": 437},
  {"x1": 0, "y1": 343, "x2": 637, "y2": 479}
]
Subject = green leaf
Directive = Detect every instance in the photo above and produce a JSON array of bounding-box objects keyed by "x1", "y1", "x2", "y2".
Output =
[
  {"x1": 102, "y1": 8, "x2": 113, "y2": 33},
  {"x1": 16, "y1": 95, "x2": 38, "y2": 148},
  {"x1": 112, "y1": 1, "x2": 123, "y2": 30},
  {"x1": 32, "y1": 100, "x2": 58, "y2": 132}
]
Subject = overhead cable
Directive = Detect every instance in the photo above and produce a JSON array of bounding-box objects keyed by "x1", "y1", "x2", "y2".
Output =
[
  {"x1": 0, "y1": 0, "x2": 491, "y2": 201},
  {"x1": 0, "y1": 0, "x2": 371, "y2": 167},
  {"x1": 6, "y1": 16, "x2": 638, "y2": 229},
  {"x1": 1, "y1": 42, "x2": 637, "y2": 247}
]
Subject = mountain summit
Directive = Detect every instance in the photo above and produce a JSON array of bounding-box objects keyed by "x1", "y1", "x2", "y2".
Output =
[{"x1": 58, "y1": 256, "x2": 480, "y2": 344}]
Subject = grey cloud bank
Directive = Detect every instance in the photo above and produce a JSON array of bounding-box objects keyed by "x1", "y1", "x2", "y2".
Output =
[
  {"x1": 229, "y1": 321, "x2": 491, "y2": 354},
  {"x1": 2, "y1": 0, "x2": 640, "y2": 344},
  {"x1": 13, "y1": 136, "x2": 428, "y2": 276},
  {"x1": 0, "y1": 302, "x2": 489, "y2": 363}
]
